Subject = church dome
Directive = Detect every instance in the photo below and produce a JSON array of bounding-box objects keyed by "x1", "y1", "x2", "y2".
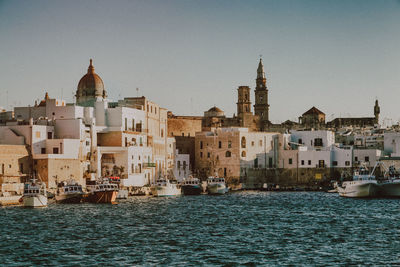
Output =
[
  {"x1": 76, "y1": 59, "x2": 107, "y2": 98},
  {"x1": 204, "y1": 106, "x2": 225, "y2": 117}
]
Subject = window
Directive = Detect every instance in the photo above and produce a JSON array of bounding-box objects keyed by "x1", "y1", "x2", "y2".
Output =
[
  {"x1": 228, "y1": 141, "x2": 232, "y2": 148},
  {"x1": 241, "y1": 137, "x2": 246, "y2": 148},
  {"x1": 365, "y1": 156, "x2": 369, "y2": 162},
  {"x1": 298, "y1": 139, "x2": 302, "y2": 144},
  {"x1": 251, "y1": 141, "x2": 255, "y2": 146},
  {"x1": 318, "y1": 160, "x2": 325, "y2": 168},
  {"x1": 241, "y1": 151, "x2": 246, "y2": 157},
  {"x1": 308, "y1": 160, "x2": 311, "y2": 166},
  {"x1": 200, "y1": 152, "x2": 203, "y2": 158},
  {"x1": 225, "y1": 151, "x2": 231, "y2": 157},
  {"x1": 41, "y1": 148, "x2": 46, "y2": 154},
  {"x1": 47, "y1": 132, "x2": 52, "y2": 139},
  {"x1": 177, "y1": 161, "x2": 181, "y2": 169},
  {"x1": 86, "y1": 141, "x2": 90, "y2": 146},
  {"x1": 289, "y1": 158, "x2": 293, "y2": 165},
  {"x1": 259, "y1": 140, "x2": 263, "y2": 146},
  {"x1": 254, "y1": 158, "x2": 258, "y2": 168},
  {"x1": 200, "y1": 141, "x2": 203, "y2": 149},
  {"x1": 355, "y1": 156, "x2": 358, "y2": 162},
  {"x1": 161, "y1": 129, "x2": 164, "y2": 137},
  {"x1": 53, "y1": 147, "x2": 59, "y2": 154},
  {"x1": 345, "y1": 161, "x2": 350, "y2": 166},
  {"x1": 301, "y1": 160, "x2": 305, "y2": 166},
  {"x1": 333, "y1": 161, "x2": 338, "y2": 166},
  {"x1": 132, "y1": 119, "x2": 135, "y2": 130},
  {"x1": 314, "y1": 138, "x2": 323, "y2": 147},
  {"x1": 218, "y1": 141, "x2": 222, "y2": 149},
  {"x1": 125, "y1": 118, "x2": 128, "y2": 131},
  {"x1": 207, "y1": 152, "x2": 210, "y2": 158}
]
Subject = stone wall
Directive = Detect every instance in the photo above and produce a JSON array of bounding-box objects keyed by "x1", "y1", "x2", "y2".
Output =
[
  {"x1": 36, "y1": 158, "x2": 84, "y2": 190},
  {"x1": 0, "y1": 145, "x2": 30, "y2": 187},
  {"x1": 241, "y1": 167, "x2": 353, "y2": 189}
]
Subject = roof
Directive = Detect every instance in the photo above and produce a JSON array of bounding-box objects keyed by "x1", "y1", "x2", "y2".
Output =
[
  {"x1": 207, "y1": 106, "x2": 223, "y2": 113},
  {"x1": 303, "y1": 106, "x2": 325, "y2": 116}
]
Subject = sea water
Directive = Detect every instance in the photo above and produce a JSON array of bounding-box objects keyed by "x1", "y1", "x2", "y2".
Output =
[{"x1": 1, "y1": 191, "x2": 400, "y2": 266}]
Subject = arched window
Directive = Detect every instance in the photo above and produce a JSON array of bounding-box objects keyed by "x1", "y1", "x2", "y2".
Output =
[
  {"x1": 241, "y1": 137, "x2": 246, "y2": 148},
  {"x1": 241, "y1": 151, "x2": 246, "y2": 157},
  {"x1": 225, "y1": 151, "x2": 231, "y2": 158}
]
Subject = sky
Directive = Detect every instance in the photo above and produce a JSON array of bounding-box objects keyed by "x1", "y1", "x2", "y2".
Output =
[{"x1": 0, "y1": 0, "x2": 399, "y2": 125}]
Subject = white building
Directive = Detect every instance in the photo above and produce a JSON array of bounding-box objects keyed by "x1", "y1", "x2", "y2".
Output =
[{"x1": 290, "y1": 130, "x2": 335, "y2": 150}]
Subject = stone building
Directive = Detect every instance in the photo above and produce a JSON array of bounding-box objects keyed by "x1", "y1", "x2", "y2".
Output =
[
  {"x1": 298, "y1": 107, "x2": 326, "y2": 129},
  {"x1": 326, "y1": 100, "x2": 380, "y2": 128},
  {"x1": 195, "y1": 128, "x2": 280, "y2": 185}
]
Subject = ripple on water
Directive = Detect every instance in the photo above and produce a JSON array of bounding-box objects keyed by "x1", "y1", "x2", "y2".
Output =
[{"x1": 2, "y1": 192, "x2": 400, "y2": 265}]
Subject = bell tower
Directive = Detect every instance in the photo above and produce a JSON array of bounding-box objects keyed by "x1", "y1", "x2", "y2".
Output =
[
  {"x1": 237, "y1": 86, "x2": 252, "y2": 116},
  {"x1": 254, "y1": 58, "x2": 269, "y2": 125},
  {"x1": 374, "y1": 99, "x2": 380, "y2": 124}
]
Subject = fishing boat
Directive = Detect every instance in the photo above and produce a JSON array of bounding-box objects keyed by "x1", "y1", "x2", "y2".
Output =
[
  {"x1": 337, "y1": 164, "x2": 378, "y2": 198},
  {"x1": 377, "y1": 165, "x2": 400, "y2": 197},
  {"x1": 55, "y1": 180, "x2": 84, "y2": 204},
  {"x1": 181, "y1": 176, "x2": 202, "y2": 195},
  {"x1": 207, "y1": 176, "x2": 228, "y2": 195},
  {"x1": 151, "y1": 177, "x2": 181, "y2": 197},
  {"x1": 23, "y1": 177, "x2": 48, "y2": 208},
  {"x1": 85, "y1": 178, "x2": 119, "y2": 203}
]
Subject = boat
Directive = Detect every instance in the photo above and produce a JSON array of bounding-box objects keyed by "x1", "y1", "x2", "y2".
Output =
[
  {"x1": 181, "y1": 176, "x2": 202, "y2": 195},
  {"x1": 150, "y1": 177, "x2": 181, "y2": 197},
  {"x1": 85, "y1": 178, "x2": 119, "y2": 203},
  {"x1": 23, "y1": 176, "x2": 48, "y2": 208},
  {"x1": 207, "y1": 176, "x2": 228, "y2": 195},
  {"x1": 337, "y1": 164, "x2": 378, "y2": 198},
  {"x1": 55, "y1": 180, "x2": 84, "y2": 204},
  {"x1": 377, "y1": 165, "x2": 400, "y2": 197}
]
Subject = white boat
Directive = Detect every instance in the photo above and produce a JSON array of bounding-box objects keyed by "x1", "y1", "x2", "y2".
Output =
[
  {"x1": 207, "y1": 176, "x2": 228, "y2": 195},
  {"x1": 337, "y1": 165, "x2": 378, "y2": 198},
  {"x1": 151, "y1": 178, "x2": 181, "y2": 197},
  {"x1": 23, "y1": 177, "x2": 48, "y2": 207}
]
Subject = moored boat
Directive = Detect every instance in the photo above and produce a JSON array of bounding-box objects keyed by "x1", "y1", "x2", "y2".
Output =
[
  {"x1": 23, "y1": 177, "x2": 48, "y2": 208},
  {"x1": 181, "y1": 176, "x2": 202, "y2": 195},
  {"x1": 151, "y1": 177, "x2": 181, "y2": 197},
  {"x1": 207, "y1": 176, "x2": 228, "y2": 195},
  {"x1": 85, "y1": 178, "x2": 119, "y2": 203},
  {"x1": 377, "y1": 165, "x2": 400, "y2": 197},
  {"x1": 55, "y1": 180, "x2": 84, "y2": 204},
  {"x1": 337, "y1": 165, "x2": 378, "y2": 198}
]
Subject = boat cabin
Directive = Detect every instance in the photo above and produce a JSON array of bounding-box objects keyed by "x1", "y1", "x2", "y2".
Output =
[
  {"x1": 207, "y1": 177, "x2": 225, "y2": 184},
  {"x1": 183, "y1": 178, "x2": 200, "y2": 185},
  {"x1": 24, "y1": 184, "x2": 46, "y2": 197}
]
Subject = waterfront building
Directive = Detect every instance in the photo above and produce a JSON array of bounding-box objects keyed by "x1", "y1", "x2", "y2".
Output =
[
  {"x1": 173, "y1": 150, "x2": 190, "y2": 182},
  {"x1": 195, "y1": 127, "x2": 280, "y2": 184}
]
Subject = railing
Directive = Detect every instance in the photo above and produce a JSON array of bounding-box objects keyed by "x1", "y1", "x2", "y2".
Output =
[{"x1": 143, "y1": 163, "x2": 156, "y2": 168}]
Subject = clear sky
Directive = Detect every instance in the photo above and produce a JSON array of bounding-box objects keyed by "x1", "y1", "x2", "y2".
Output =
[{"x1": 0, "y1": 0, "x2": 399, "y2": 125}]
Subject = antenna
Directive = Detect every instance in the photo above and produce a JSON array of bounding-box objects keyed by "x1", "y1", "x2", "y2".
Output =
[{"x1": 136, "y1": 88, "x2": 139, "y2": 97}]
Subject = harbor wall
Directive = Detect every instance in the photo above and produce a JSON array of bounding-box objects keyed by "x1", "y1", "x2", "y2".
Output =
[{"x1": 241, "y1": 167, "x2": 353, "y2": 189}]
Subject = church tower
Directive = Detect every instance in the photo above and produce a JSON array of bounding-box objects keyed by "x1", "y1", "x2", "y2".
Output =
[
  {"x1": 254, "y1": 58, "x2": 269, "y2": 126},
  {"x1": 237, "y1": 86, "x2": 252, "y2": 116},
  {"x1": 374, "y1": 99, "x2": 380, "y2": 124}
]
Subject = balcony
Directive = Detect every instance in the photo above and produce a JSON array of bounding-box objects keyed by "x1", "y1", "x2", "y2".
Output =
[{"x1": 143, "y1": 163, "x2": 156, "y2": 168}]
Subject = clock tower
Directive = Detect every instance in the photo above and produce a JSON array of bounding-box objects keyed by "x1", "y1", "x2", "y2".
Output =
[{"x1": 254, "y1": 58, "x2": 269, "y2": 127}]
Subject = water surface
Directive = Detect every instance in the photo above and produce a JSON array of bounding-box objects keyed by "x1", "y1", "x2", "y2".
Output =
[{"x1": 1, "y1": 192, "x2": 400, "y2": 266}]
